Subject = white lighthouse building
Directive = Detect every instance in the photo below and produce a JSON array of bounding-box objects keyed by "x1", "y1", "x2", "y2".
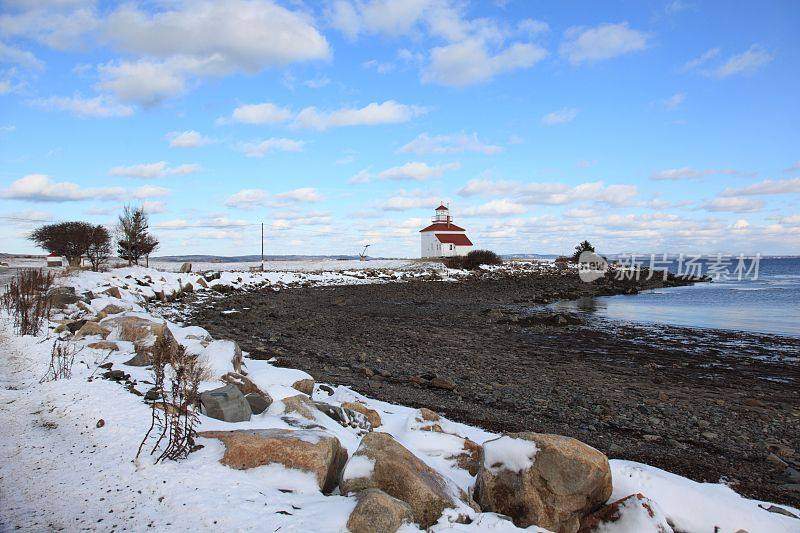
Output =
[{"x1": 420, "y1": 204, "x2": 473, "y2": 258}]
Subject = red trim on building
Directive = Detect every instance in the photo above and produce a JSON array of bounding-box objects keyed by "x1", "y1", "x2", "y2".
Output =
[
  {"x1": 419, "y1": 222, "x2": 466, "y2": 233},
  {"x1": 435, "y1": 233, "x2": 473, "y2": 246}
]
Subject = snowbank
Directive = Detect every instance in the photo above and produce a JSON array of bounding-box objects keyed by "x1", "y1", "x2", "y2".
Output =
[{"x1": 1, "y1": 265, "x2": 798, "y2": 532}]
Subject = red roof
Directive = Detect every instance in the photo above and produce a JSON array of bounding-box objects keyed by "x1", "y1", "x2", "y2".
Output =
[
  {"x1": 435, "y1": 204, "x2": 449, "y2": 211},
  {"x1": 420, "y1": 222, "x2": 466, "y2": 233},
  {"x1": 436, "y1": 234, "x2": 473, "y2": 246}
]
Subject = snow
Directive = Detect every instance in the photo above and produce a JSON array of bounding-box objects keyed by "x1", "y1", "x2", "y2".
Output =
[
  {"x1": 483, "y1": 436, "x2": 539, "y2": 474},
  {"x1": 341, "y1": 454, "x2": 375, "y2": 482},
  {"x1": 1, "y1": 263, "x2": 798, "y2": 532},
  {"x1": 197, "y1": 340, "x2": 239, "y2": 378},
  {"x1": 609, "y1": 460, "x2": 800, "y2": 533}
]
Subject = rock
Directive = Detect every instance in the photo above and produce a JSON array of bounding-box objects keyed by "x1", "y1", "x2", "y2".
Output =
[
  {"x1": 245, "y1": 393, "x2": 270, "y2": 415},
  {"x1": 291, "y1": 378, "x2": 315, "y2": 395},
  {"x1": 87, "y1": 341, "x2": 119, "y2": 351},
  {"x1": 96, "y1": 304, "x2": 125, "y2": 320},
  {"x1": 759, "y1": 504, "x2": 799, "y2": 519},
  {"x1": 144, "y1": 387, "x2": 160, "y2": 401},
  {"x1": 450, "y1": 438, "x2": 482, "y2": 476},
  {"x1": 74, "y1": 321, "x2": 110, "y2": 340},
  {"x1": 221, "y1": 372, "x2": 271, "y2": 403},
  {"x1": 179, "y1": 262, "x2": 192, "y2": 273},
  {"x1": 473, "y1": 433, "x2": 613, "y2": 532},
  {"x1": 203, "y1": 271, "x2": 221, "y2": 282},
  {"x1": 199, "y1": 384, "x2": 252, "y2": 423},
  {"x1": 340, "y1": 432, "x2": 475, "y2": 528},
  {"x1": 54, "y1": 319, "x2": 86, "y2": 334},
  {"x1": 347, "y1": 489, "x2": 415, "y2": 533},
  {"x1": 101, "y1": 286, "x2": 122, "y2": 299},
  {"x1": 282, "y1": 394, "x2": 319, "y2": 420},
  {"x1": 48, "y1": 286, "x2": 80, "y2": 308},
  {"x1": 579, "y1": 493, "x2": 672, "y2": 533},
  {"x1": 101, "y1": 315, "x2": 179, "y2": 366},
  {"x1": 199, "y1": 428, "x2": 347, "y2": 493},
  {"x1": 182, "y1": 282, "x2": 194, "y2": 293},
  {"x1": 315, "y1": 402, "x2": 371, "y2": 431},
  {"x1": 196, "y1": 277, "x2": 208, "y2": 288},
  {"x1": 342, "y1": 401, "x2": 382, "y2": 428},
  {"x1": 199, "y1": 340, "x2": 244, "y2": 377},
  {"x1": 212, "y1": 283, "x2": 233, "y2": 293},
  {"x1": 430, "y1": 377, "x2": 456, "y2": 391}
]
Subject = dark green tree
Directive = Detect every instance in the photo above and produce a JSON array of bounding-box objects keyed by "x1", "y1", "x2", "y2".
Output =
[{"x1": 571, "y1": 240, "x2": 595, "y2": 262}]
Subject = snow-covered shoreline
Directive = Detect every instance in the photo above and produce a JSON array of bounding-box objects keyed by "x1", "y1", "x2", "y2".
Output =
[{"x1": 1, "y1": 265, "x2": 798, "y2": 532}]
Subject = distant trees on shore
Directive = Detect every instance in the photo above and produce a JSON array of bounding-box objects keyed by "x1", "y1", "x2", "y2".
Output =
[{"x1": 27, "y1": 204, "x2": 160, "y2": 271}]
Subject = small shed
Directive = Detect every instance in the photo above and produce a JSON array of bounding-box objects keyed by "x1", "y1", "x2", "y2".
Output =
[{"x1": 46, "y1": 253, "x2": 64, "y2": 267}]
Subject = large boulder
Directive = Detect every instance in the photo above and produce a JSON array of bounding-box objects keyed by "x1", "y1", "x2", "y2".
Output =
[
  {"x1": 199, "y1": 340, "x2": 244, "y2": 377},
  {"x1": 347, "y1": 489, "x2": 415, "y2": 533},
  {"x1": 315, "y1": 402, "x2": 371, "y2": 431},
  {"x1": 578, "y1": 493, "x2": 672, "y2": 533},
  {"x1": 473, "y1": 433, "x2": 613, "y2": 533},
  {"x1": 199, "y1": 384, "x2": 252, "y2": 422},
  {"x1": 340, "y1": 432, "x2": 475, "y2": 528},
  {"x1": 291, "y1": 378, "x2": 315, "y2": 395},
  {"x1": 342, "y1": 401, "x2": 382, "y2": 428},
  {"x1": 179, "y1": 262, "x2": 192, "y2": 273},
  {"x1": 199, "y1": 428, "x2": 347, "y2": 493},
  {"x1": 74, "y1": 321, "x2": 110, "y2": 340},
  {"x1": 221, "y1": 372, "x2": 272, "y2": 414},
  {"x1": 100, "y1": 315, "x2": 179, "y2": 366},
  {"x1": 282, "y1": 394, "x2": 319, "y2": 420},
  {"x1": 48, "y1": 286, "x2": 80, "y2": 308}
]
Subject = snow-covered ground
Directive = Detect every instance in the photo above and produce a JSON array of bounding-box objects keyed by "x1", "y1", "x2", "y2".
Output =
[
  {"x1": 1, "y1": 265, "x2": 798, "y2": 532},
  {"x1": 149, "y1": 259, "x2": 419, "y2": 273}
]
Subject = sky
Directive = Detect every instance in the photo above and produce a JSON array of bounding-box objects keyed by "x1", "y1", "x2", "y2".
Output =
[{"x1": 1, "y1": 0, "x2": 799, "y2": 258}]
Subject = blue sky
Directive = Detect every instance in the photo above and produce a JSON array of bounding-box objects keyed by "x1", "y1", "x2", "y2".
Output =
[{"x1": 1, "y1": 0, "x2": 799, "y2": 257}]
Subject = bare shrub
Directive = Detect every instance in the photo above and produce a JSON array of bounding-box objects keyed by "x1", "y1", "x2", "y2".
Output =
[
  {"x1": 40, "y1": 340, "x2": 79, "y2": 382},
  {"x1": 1, "y1": 269, "x2": 54, "y2": 336},
  {"x1": 443, "y1": 249, "x2": 503, "y2": 270},
  {"x1": 137, "y1": 334, "x2": 204, "y2": 463}
]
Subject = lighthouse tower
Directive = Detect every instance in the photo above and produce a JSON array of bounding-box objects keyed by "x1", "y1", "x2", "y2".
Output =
[{"x1": 419, "y1": 204, "x2": 473, "y2": 258}]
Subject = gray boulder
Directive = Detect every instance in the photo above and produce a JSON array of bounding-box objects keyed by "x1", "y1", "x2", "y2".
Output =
[
  {"x1": 179, "y1": 262, "x2": 192, "y2": 273},
  {"x1": 48, "y1": 286, "x2": 80, "y2": 308},
  {"x1": 200, "y1": 384, "x2": 251, "y2": 422},
  {"x1": 245, "y1": 393, "x2": 270, "y2": 415}
]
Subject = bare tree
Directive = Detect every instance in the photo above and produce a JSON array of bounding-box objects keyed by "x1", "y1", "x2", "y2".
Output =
[
  {"x1": 117, "y1": 205, "x2": 159, "y2": 266},
  {"x1": 29, "y1": 221, "x2": 103, "y2": 267},
  {"x1": 86, "y1": 225, "x2": 112, "y2": 271}
]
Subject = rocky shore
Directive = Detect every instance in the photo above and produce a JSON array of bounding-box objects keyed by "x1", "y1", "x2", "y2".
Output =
[{"x1": 184, "y1": 268, "x2": 800, "y2": 509}]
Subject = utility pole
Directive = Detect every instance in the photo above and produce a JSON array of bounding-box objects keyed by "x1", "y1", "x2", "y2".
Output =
[{"x1": 261, "y1": 222, "x2": 264, "y2": 271}]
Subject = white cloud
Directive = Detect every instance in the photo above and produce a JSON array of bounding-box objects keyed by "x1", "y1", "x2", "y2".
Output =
[
  {"x1": 362, "y1": 59, "x2": 395, "y2": 73},
  {"x1": 518, "y1": 19, "x2": 549, "y2": 35},
  {"x1": 702, "y1": 197, "x2": 764, "y2": 213},
  {"x1": 294, "y1": 100, "x2": 426, "y2": 130},
  {"x1": 29, "y1": 94, "x2": 133, "y2": 118},
  {"x1": 275, "y1": 187, "x2": 323, "y2": 203},
  {"x1": 650, "y1": 167, "x2": 749, "y2": 181},
  {"x1": 560, "y1": 22, "x2": 648, "y2": 64},
  {"x1": 109, "y1": 161, "x2": 201, "y2": 179},
  {"x1": 382, "y1": 190, "x2": 441, "y2": 211},
  {"x1": 225, "y1": 189, "x2": 269, "y2": 209},
  {"x1": 348, "y1": 169, "x2": 372, "y2": 184},
  {"x1": 458, "y1": 178, "x2": 638, "y2": 207},
  {"x1": 683, "y1": 47, "x2": 720, "y2": 70},
  {"x1": 785, "y1": 161, "x2": 800, "y2": 174},
  {"x1": 103, "y1": 1, "x2": 330, "y2": 70},
  {"x1": 166, "y1": 130, "x2": 213, "y2": 148},
  {"x1": 662, "y1": 92, "x2": 685, "y2": 111},
  {"x1": 0, "y1": 2, "x2": 99, "y2": 50},
  {"x1": 0, "y1": 174, "x2": 168, "y2": 202},
  {"x1": 462, "y1": 199, "x2": 526, "y2": 216},
  {"x1": 0, "y1": 81, "x2": 11, "y2": 94},
  {"x1": 378, "y1": 162, "x2": 460, "y2": 182},
  {"x1": 142, "y1": 200, "x2": 168, "y2": 214},
  {"x1": 541, "y1": 108, "x2": 579, "y2": 126},
  {"x1": 230, "y1": 102, "x2": 292, "y2": 124},
  {"x1": 0, "y1": 41, "x2": 44, "y2": 70},
  {"x1": 714, "y1": 45, "x2": 772, "y2": 78},
  {"x1": 720, "y1": 177, "x2": 800, "y2": 196},
  {"x1": 241, "y1": 138, "x2": 306, "y2": 158},
  {"x1": 399, "y1": 132, "x2": 502, "y2": 155},
  {"x1": 96, "y1": 59, "x2": 186, "y2": 106},
  {"x1": 303, "y1": 76, "x2": 330, "y2": 89},
  {"x1": 423, "y1": 39, "x2": 546, "y2": 87}
]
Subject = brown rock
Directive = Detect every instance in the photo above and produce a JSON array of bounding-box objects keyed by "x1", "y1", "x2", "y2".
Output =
[
  {"x1": 473, "y1": 433, "x2": 613, "y2": 532},
  {"x1": 87, "y1": 341, "x2": 119, "y2": 351},
  {"x1": 199, "y1": 429, "x2": 347, "y2": 493},
  {"x1": 347, "y1": 489, "x2": 415, "y2": 533},
  {"x1": 342, "y1": 401, "x2": 382, "y2": 428},
  {"x1": 196, "y1": 277, "x2": 208, "y2": 288},
  {"x1": 282, "y1": 394, "x2": 318, "y2": 419},
  {"x1": 101, "y1": 286, "x2": 122, "y2": 299},
  {"x1": 340, "y1": 432, "x2": 475, "y2": 528},
  {"x1": 101, "y1": 315, "x2": 179, "y2": 366},
  {"x1": 430, "y1": 377, "x2": 456, "y2": 390},
  {"x1": 450, "y1": 438, "x2": 482, "y2": 476},
  {"x1": 579, "y1": 493, "x2": 672, "y2": 533},
  {"x1": 95, "y1": 303, "x2": 125, "y2": 320},
  {"x1": 221, "y1": 372, "x2": 270, "y2": 401},
  {"x1": 292, "y1": 378, "x2": 315, "y2": 395},
  {"x1": 74, "y1": 321, "x2": 110, "y2": 340},
  {"x1": 179, "y1": 262, "x2": 192, "y2": 273}
]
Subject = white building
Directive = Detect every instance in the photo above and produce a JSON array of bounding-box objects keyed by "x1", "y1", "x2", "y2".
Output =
[{"x1": 420, "y1": 204, "x2": 474, "y2": 258}]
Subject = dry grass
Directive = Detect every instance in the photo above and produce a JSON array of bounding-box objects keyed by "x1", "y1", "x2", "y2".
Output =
[{"x1": 1, "y1": 269, "x2": 54, "y2": 336}]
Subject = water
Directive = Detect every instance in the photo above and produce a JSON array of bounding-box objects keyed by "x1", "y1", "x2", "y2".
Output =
[{"x1": 552, "y1": 257, "x2": 800, "y2": 337}]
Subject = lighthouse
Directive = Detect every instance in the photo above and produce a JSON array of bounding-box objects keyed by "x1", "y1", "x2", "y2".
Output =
[{"x1": 419, "y1": 204, "x2": 473, "y2": 258}]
